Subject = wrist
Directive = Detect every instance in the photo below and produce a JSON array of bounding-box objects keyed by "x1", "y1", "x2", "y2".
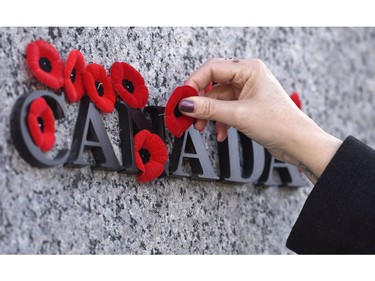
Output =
[{"x1": 285, "y1": 117, "x2": 342, "y2": 183}]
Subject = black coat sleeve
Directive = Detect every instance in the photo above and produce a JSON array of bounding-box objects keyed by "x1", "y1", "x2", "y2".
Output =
[{"x1": 286, "y1": 136, "x2": 375, "y2": 254}]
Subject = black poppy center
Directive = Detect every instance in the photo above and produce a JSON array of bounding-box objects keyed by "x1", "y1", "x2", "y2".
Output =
[
  {"x1": 122, "y1": 79, "x2": 135, "y2": 93},
  {"x1": 95, "y1": 81, "x2": 104, "y2": 97},
  {"x1": 70, "y1": 68, "x2": 77, "y2": 83},
  {"x1": 37, "y1": 117, "x2": 45, "y2": 132},
  {"x1": 39, "y1": 57, "x2": 52, "y2": 73},
  {"x1": 174, "y1": 105, "x2": 183, "y2": 118},
  {"x1": 139, "y1": 148, "x2": 151, "y2": 164}
]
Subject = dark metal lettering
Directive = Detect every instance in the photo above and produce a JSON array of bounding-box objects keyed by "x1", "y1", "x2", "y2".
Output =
[
  {"x1": 10, "y1": 92, "x2": 305, "y2": 187},
  {"x1": 218, "y1": 127, "x2": 265, "y2": 184},
  {"x1": 115, "y1": 101, "x2": 152, "y2": 173},
  {"x1": 143, "y1": 106, "x2": 169, "y2": 177},
  {"x1": 258, "y1": 150, "x2": 306, "y2": 187},
  {"x1": 65, "y1": 97, "x2": 122, "y2": 170},
  {"x1": 169, "y1": 126, "x2": 219, "y2": 180}
]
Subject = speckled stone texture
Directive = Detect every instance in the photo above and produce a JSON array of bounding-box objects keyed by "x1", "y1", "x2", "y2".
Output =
[{"x1": 1, "y1": 27, "x2": 375, "y2": 254}]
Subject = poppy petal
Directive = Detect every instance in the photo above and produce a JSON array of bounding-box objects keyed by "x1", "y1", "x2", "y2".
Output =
[
  {"x1": 134, "y1": 130, "x2": 148, "y2": 173},
  {"x1": 165, "y1": 85, "x2": 198, "y2": 137},
  {"x1": 83, "y1": 63, "x2": 116, "y2": 113},
  {"x1": 26, "y1": 40, "x2": 64, "y2": 90},
  {"x1": 204, "y1": 81, "x2": 213, "y2": 94},
  {"x1": 290, "y1": 92, "x2": 302, "y2": 110},
  {"x1": 134, "y1": 130, "x2": 168, "y2": 183},
  {"x1": 64, "y1": 50, "x2": 86, "y2": 103},
  {"x1": 110, "y1": 62, "x2": 149, "y2": 109},
  {"x1": 138, "y1": 160, "x2": 166, "y2": 183},
  {"x1": 27, "y1": 97, "x2": 56, "y2": 152}
]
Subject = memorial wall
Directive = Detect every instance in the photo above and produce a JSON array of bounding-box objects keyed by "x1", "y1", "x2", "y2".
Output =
[{"x1": 1, "y1": 27, "x2": 375, "y2": 254}]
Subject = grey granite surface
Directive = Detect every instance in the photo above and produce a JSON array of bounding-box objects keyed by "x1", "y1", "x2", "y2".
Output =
[{"x1": 1, "y1": 27, "x2": 375, "y2": 254}]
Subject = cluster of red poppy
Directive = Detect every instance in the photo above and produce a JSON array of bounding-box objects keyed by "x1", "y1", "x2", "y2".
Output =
[
  {"x1": 25, "y1": 39, "x2": 303, "y2": 183},
  {"x1": 25, "y1": 39, "x2": 167, "y2": 183}
]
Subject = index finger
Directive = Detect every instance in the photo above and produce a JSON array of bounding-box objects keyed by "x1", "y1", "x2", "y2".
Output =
[{"x1": 184, "y1": 58, "x2": 247, "y2": 92}]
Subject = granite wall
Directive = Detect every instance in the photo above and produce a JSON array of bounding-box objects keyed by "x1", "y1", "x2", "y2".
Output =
[{"x1": 1, "y1": 27, "x2": 375, "y2": 254}]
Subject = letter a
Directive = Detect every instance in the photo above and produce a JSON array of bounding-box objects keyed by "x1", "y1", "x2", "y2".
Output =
[{"x1": 66, "y1": 97, "x2": 122, "y2": 170}]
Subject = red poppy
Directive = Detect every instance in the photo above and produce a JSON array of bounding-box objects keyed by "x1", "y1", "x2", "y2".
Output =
[
  {"x1": 26, "y1": 40, "x2": 64, "y2": 90},
  {"x1": 134, "y1": 130, "x2": 168, "y2": 183},
  {"x1": 110, "y1": 62, "x2": 149, "y2": 109},
  {"x1": 27, "y1": 97, "x2": 56, "y2": 152},
  {"x1": 64, "y1": 50, "x2": 86, "y2": 103},
  {"x1": 165, "y1": 85, "x2": 198, "y2": 137},
  {"x1": 290, "y1": 92, "x2": 302, "y2": 110},
  {"x1": 83, "y1": 63, "x2": 116, "y2": 113}
]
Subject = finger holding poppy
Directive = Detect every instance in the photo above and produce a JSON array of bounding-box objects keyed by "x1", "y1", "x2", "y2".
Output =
[
  {"x1": 165, "y1": 85, "x2": 199, "y2": 138},
  {"x1": 26, "y1": 40, "x2": 64, "y2": 90}
]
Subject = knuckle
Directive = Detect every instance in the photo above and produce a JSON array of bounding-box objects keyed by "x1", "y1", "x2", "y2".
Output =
[
  {"x1": 201, "y1": 98, "x2": 214, "y2": 119},
  {"x1": 204, "y1": 58, "x2": 218, "y2": 67},
  {"x1": 249, "y1": 58, "x2": 266, "y2": 70}
]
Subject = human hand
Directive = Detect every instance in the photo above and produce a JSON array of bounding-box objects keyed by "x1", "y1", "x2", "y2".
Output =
[{"x1": 179, "y1": 58, "x2": 342, "y2": 183}]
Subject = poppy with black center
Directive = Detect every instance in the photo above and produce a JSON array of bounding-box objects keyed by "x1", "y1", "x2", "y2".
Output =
[
  {"x1": 83, "y1": 63, "x2": 116, "y2": 113},
  {"x1": 165, "y1": 85, "x2": 198, "y2": 137},
  {"x1": 26, "y1": 40, "x2": 64, "y2": 90},
  {"x1": 64, "y1": 50, "x2": 86, "y2": 103},
  {"x1": 27, "y1": 97, "x2": 56, "y2": 152},
  {"x1": 133, "y1": 130, "x2": 168, "y2": 183},
  {"x1": 110, "y1": 62, "x2": 149, "y2": 109}
]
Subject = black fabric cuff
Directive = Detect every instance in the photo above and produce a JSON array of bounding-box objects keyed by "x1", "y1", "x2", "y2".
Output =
[{"x1": 286, "y1": 136, "x2": 375, "y2": 254}]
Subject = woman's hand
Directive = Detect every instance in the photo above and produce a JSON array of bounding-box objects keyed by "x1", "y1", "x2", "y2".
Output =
[{"x1": 179, "y1": 58, "x2": 342, "y2": 183}]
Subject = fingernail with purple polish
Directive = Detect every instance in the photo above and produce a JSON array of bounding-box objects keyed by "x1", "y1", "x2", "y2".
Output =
[{"x1": 179, "y1": 100, "x2": 195, "y2": 113}]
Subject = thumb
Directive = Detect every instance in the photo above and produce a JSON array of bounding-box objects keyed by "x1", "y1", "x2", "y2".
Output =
[{"x1": 178, "y1": 96, "x2": 240, "y2": 127}]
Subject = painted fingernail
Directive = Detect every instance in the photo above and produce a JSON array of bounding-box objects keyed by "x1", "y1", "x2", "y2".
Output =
[{"x1": 179, "y1": 100, "x2": 195, "y2": 113}]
